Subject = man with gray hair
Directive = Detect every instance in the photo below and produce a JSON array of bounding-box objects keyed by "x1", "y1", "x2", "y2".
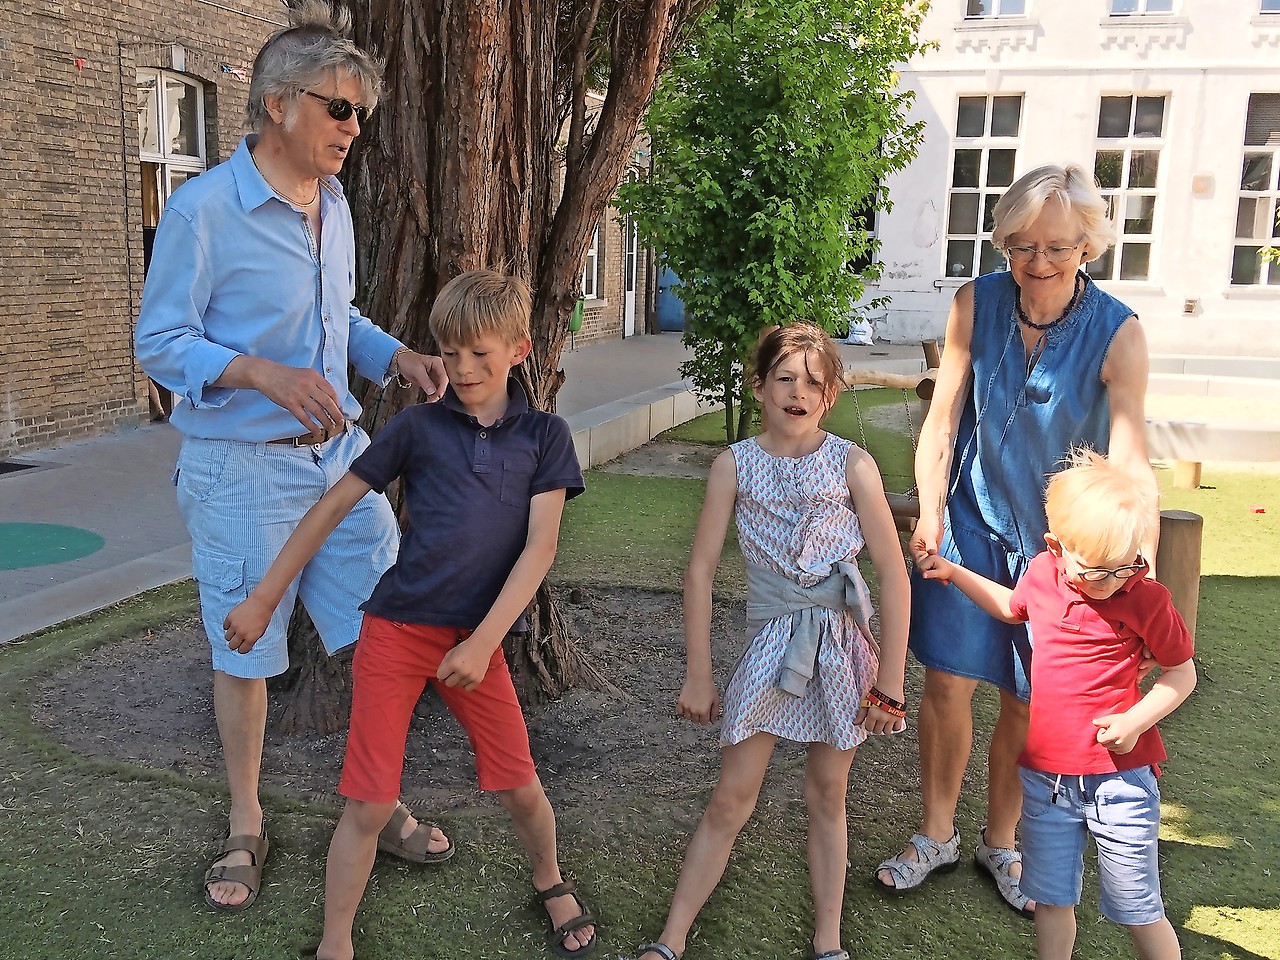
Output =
[{"x1": 136, "y1": 1, "x2": 451, "y2": 911}]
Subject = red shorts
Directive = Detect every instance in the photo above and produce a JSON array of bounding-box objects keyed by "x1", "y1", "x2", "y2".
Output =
[{"x1": 338, "y1": 614, "x2": 537, "y2": 802}]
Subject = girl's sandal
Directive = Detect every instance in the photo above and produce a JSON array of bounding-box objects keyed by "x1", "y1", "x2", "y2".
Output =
[{"x1": 635, "y1": 945, "x2": 679, "y2": 960}]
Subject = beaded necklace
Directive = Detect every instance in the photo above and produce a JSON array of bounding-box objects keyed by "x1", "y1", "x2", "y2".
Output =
[{"x1": 1015, "y1": 272, "x2": 1084, "y2": 331}]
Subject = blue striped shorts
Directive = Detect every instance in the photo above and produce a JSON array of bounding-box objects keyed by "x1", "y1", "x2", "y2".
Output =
[{"x1": 174, "y1": 427, "x2": 399, "y2": 678}]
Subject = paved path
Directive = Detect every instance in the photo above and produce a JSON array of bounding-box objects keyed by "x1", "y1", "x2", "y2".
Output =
[{"x1": 0, "y1": 332, "x2": 924, "y2": 643}]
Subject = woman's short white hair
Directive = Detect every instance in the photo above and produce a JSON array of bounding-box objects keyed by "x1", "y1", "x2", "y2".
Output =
[
  {"x1": 991, "y1": 163, "x2": 1116, "y2": 263},
  {"x1": 246, "y1": 0, "x2": 383, "y2": 131}
]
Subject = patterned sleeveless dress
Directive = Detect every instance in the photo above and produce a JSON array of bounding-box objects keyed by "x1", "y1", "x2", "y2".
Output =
[{"x1": 719, "y1": 433, "x2": 880, "y2": 751}]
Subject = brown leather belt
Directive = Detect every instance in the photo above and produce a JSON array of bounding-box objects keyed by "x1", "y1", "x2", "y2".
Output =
[{"x1": 267, "y1": 419, "x2": 353, "y2": 446}]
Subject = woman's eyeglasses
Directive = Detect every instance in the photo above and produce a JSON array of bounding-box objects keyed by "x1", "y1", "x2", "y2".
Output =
[
  {"x1": 1003, "y1": 239, "x2": 1084, "y2": 263},
  {"x1": 302, "y1": 90, "x2": 371, "y2": 125}
]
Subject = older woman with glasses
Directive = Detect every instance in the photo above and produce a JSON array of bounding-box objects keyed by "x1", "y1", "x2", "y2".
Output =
[{"x1": 874, "y1": 163, "x2": 1158, "y2": 918}]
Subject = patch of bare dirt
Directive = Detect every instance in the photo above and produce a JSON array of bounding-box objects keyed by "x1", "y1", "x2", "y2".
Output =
[
  {"x1": 32, "y1": 432, "x2": 925, "y2": 838},
  {"x1": 35, "y1": 586, "x2": 871, "y2": 836},
  {"x1": 595, "y1": 441, "x2": 720, "y2": 480}
]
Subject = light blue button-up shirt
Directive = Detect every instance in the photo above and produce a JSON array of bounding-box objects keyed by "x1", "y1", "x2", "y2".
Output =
[{"x1": 136, "y1": 136, "x2": 401, "y2": 442}]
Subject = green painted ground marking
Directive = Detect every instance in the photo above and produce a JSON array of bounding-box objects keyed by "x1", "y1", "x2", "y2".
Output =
[{"x1": 0, "y1": 523, "x2": 106, "y2": 571}]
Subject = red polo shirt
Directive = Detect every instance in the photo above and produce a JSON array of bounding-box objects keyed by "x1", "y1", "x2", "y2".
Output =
[{"x1": 1010, "y1": 551, "x2": 1194, "y2": 775}]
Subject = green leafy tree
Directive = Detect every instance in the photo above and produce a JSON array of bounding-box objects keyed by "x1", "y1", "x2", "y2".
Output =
[{"x1": 619, "y1": 0, "x2": 930, "y2": 441}]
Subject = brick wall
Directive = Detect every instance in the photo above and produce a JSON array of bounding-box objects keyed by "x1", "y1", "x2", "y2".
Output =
[
  {"x1": 0, "y1": 5, "x2": 655, "y2": 459},
  {"x1": 574, "y1": 203, "x2": 651, "y2": 347},
  {"x1": 0, "y1": 0, "x2": 282, "y2": 459}
]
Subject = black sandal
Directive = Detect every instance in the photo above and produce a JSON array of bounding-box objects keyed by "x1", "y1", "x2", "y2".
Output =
[
  {"x1": 532, "y1": 879, "x2": 598, "y2": 957},
  {"x1": 635, "y1": 944, "x2": 679, "y2": 960}
]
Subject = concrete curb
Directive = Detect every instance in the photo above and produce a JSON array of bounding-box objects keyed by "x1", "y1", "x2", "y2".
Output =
[
  {"x1": 564, "y1": 380, "x2": 722, "y2": 469},
  {"x1": 1, "y1": 544, "x2": 193, "y2": 644}
]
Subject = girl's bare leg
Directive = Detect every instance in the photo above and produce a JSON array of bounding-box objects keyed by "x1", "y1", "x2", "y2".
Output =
[
  {"x1": 638, "y1": 733, "x2": 779, "y2": 959},
  {"x1": 805, "y1": 742, "x2": 858, "y2": 955}
]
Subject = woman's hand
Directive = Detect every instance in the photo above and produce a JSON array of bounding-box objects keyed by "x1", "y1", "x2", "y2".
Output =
[{"x1": 908, "y1": 515, "x2": 942, "y2": 564}]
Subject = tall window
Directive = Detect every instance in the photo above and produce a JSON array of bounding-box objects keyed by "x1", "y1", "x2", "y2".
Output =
[
  {"x1": 137, "y1": 69, "x2": 206, "y2": 268},
  {"x1": 582, "y1": 224, "x2": 601, "y2": 298},
  {"x1": 1263, "y1": 0, "x2": 1280, "y2": 13},
  {"x1": 945, "y1": 95, "x2": 1022, "y2": 278},
  {"x1": 624, "y1": 216, "x2": 638, "y2": 295},
  {"x1": 1232, "y1": 94, "x2": 1280, "y2": 286},
  {"x1": 1110, "y1": 0, "x2": 1173, "y2": 13},
  {"x1": 966, "y1": 0, "x2": 1026, "y2": 16},
  {"x1": 1088, "y1": 95, "x2": 1166, "y2": 282}
]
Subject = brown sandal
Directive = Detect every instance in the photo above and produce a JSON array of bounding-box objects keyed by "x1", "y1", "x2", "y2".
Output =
[
  {"x1": 533, "y1": 879, "x2": 598, "y2": 957},
  {"x1": 376, "y1": 801, "x2": 454, "y2": 864},
  {"x1": 203, "y1": 821, "x2": 269, "y2": 912}
]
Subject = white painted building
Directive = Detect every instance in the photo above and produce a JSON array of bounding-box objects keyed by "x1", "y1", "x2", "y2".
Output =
[{"x1": 869, "y1": 0, "x2": 1280, "y2": 356}]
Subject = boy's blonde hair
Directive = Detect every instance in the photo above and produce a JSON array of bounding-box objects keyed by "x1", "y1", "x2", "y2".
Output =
[
  {"x1": 1044, "y1": 447, "x2": 1152, "y2": 560},
  {"x1": 429, "y1": 269, "x2": 532, "y2": 347}
]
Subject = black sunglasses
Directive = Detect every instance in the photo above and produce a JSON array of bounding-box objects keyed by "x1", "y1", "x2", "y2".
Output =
[{"x1": 301, "y1": 90, "x2": 371, "y2": 125}]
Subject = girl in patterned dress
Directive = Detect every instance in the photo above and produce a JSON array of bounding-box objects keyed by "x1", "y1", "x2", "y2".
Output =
[{"x1": 632, "y1": 324, "x2": 911, "y2": 960}]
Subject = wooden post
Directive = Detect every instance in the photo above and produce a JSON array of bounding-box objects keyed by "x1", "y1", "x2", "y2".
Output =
[
  {"x1": 1155, "y1": 509, "x2": 1203, "y2": 640},
  {"x1": 922, "y1": 339, "x2": 942, "y2": 370},
  {"x1": 1173, "y1": 460, "x2": 1202, "y2": 490}
]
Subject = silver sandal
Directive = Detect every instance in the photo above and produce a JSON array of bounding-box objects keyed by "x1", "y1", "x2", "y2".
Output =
[
  {"x1": 975, "y1": 827, "x2": 1034, "y2": 918},
  {"x1": 873, "y1": 830, "x2": 960, "y2": 894}
]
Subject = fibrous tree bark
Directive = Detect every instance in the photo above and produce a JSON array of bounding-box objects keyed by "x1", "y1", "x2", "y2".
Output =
[{"x1": 271, "y1": 0, "x2": 712, "y2": 734}]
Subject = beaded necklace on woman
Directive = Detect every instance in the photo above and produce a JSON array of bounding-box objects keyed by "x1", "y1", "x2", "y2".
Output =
[{"x1": 1016, "y1": 271, "x2": 1084, "y2": 377}]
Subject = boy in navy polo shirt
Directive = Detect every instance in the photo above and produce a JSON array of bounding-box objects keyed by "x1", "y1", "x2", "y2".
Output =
[
  {"x1": 917, "y1": 448, "x2": 1195, "y2": 960},
  {"x1": 224, "y1": 270, "x2": 593, "y2": 959}
]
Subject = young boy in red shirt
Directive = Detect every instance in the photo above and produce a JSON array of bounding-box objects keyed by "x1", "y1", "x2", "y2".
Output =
[
  {"x1": 918, "y1": 447, "x2": 1196, "y2": 960},
  {"x1": 223, "y1": 270, "x2": 594, "y2": 959}
]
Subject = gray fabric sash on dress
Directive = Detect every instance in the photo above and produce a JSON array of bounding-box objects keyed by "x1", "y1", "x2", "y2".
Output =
[{"x1": 745, "y1": 560, "x2": 870, "y2": 697}]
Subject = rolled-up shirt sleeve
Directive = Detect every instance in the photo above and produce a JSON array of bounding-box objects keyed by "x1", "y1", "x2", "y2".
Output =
[{"x1": 135, "y1": 208, "x2": 240, "y2": 409}]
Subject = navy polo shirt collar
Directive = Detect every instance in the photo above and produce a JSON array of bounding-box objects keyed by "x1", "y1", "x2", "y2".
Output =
[{"x1": 440, "y1": 377, "x2": 531, "y2": 428}]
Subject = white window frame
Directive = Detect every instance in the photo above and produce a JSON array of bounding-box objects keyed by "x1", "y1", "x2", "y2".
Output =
[
  {"x1": 1231, "y1": 94, "x2": 1280, "y2": 287},
  {"x1": 1108, "y1": 0, "x2": 1175, "y2": 14},
  {"x1": 964, "y1": 0, "x2": 1027, "y2": 18},
  {"x1": 1087, "y1": 94, "x2": 1167, "y2": 283},
  {"x1": 137, "y1": 68, "x2": 207, "y2": 210},
  {"x1": 582, "y1": 224, "x2": 601, "y2": 299},
  {"x1": 943, "y1": 94, "x2": 1023, "y2": 279}
]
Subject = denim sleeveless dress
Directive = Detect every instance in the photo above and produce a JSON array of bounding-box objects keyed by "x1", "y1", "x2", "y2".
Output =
[{"x1": 909, "y1": 271, "x2": 1134, "y2": 700}]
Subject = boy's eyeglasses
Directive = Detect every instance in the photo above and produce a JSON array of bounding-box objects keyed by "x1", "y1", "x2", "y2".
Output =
[
  {"x1": 302, "y1": 90, "x2": 371, "y2": 125},
  {"x1": 1003, "y1": 239, "x2": 1084, "y2": 263},
  {"x1": 1074, "y1": 556, "x2": 1146, "y2": 583}
]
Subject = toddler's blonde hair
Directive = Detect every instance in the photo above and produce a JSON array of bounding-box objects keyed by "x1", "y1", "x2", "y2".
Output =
[
  {"x1": 429, "y1": 269, "x2": 532, "y2": 347},
  {"x1": 1044, "y1": 446, "x2": 1152, "y2": 561}
]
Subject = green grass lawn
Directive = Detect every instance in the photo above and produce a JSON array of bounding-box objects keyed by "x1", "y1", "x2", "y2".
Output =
[{"x1": 0, "y1": 428, "x2": 1276, "y2": 958}]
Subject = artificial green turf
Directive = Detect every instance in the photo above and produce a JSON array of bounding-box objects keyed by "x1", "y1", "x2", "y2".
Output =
[
  {"x1": 554, "y1": 471, "x2": 740, "y2": 594},
  {"x1": 1, "y1": 468, "x2": 1277, "y2": 959}
]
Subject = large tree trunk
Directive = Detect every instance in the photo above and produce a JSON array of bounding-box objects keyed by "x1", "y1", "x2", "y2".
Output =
[{"x1": 270, "y1": 0, "x2": 711, "y2": 733}]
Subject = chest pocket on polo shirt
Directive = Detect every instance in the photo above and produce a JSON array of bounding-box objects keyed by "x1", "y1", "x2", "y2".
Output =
[{"x1": 499, "y1": 457, "x2": 537, "y2": 507}]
